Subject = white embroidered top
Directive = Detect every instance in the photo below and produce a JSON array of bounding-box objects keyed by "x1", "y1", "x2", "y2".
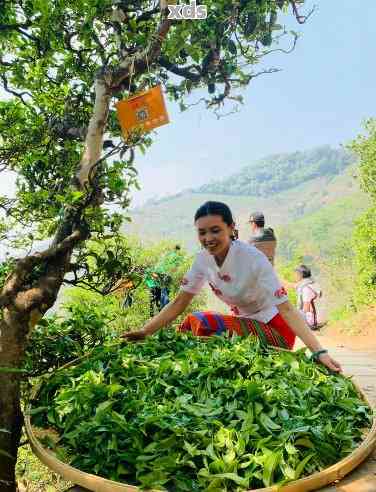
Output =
[{"x1": 180, "y1": 240, "x2": 288, "y2": 323}]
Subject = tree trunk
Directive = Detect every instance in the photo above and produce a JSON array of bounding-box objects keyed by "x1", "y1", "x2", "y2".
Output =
[
  {"x1": 0, "y1": 250, "x2": 73, "y2": 491},
  {"x1": 0, "y1": 312, "x2": 28, "y2": 492}
]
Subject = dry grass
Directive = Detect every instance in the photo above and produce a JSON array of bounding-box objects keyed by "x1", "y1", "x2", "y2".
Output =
[{"x1": 16, "y1": 444, "x2": 72, "y2": 492}]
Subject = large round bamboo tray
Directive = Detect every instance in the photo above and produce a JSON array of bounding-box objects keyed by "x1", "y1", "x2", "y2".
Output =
[{"x1": 25, "y1": 354, "x2": 376, "y2": 492}]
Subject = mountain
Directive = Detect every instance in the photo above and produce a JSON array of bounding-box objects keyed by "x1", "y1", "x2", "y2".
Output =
[
  {"x1": 124, "y1": 146, "x2": 361, "y2": 250},
  {"x1": 195, "y1": 146, "x2": 354, "y2": 196},
  {"x1": 277, "y1": 191, "x2": 370, "y2": 261}
]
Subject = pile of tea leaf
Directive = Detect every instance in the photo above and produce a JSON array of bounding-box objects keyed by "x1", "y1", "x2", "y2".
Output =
[{"x1": 31, "y1": 331, "x2": 372, "y2": 491}]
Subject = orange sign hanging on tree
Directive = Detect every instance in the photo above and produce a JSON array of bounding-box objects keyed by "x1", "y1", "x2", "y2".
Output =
[{"x1": 116, "y1": 85, "x2": 170, "y2": 137}]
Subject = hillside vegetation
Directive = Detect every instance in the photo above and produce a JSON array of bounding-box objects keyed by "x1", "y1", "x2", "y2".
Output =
[
  {"x1": 275, "y1": 192, "x2": 370, "y2": 318},
  {"x1": 277, "y1": 192, "x2": 370, "y2": 261},
  {"x1": 195, "y1": 146, "x2": 354, "y2": 196},
  {"x1": 127, "y1": 162, "x2": 362, "y2": 250}
]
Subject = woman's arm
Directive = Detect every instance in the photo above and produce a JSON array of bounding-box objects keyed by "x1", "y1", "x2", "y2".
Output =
[
  {"x1": 122, "y1": 290, "x2": 195, "y2": 340},
  {"x1": 277, "y1": 300, "x2": 342, "y2": 372}
]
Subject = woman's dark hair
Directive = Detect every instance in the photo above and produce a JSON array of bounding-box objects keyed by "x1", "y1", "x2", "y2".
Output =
[
  {"x1": 194, "y1": 201, "x2": 236, "y2": 239},
  {"x1": 194, "y1": 201, "x2": 233, "y2": 225},
  {"x1": 296, "y1": 264, "x2": 311, "y2": 278}
]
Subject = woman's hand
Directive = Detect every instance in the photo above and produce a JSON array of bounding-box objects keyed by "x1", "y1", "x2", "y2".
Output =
[
  {"x1": 121, "y1": 329, "x2": 149, "y2": 341},
  {"x1": 120, "y1": 291, "x2": 195, "y2": 342},
  {"x1": 317, "y1": 352, "x2": 342, "y2": 372},
  {"x1": 277, "y1": 302, "x2": 343, "y2": 373}
]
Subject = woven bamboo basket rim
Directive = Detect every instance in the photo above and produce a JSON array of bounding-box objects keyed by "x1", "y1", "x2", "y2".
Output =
[{"x1": 25, "y1": 344, "x2": 376, "y2": 492}]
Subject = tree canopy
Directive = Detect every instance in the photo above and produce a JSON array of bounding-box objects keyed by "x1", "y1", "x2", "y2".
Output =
[
  {"x1": 0, "y1": 1, "x2": 311, "y2": 489},
  {"x1": 349, "y1": 119, "x2": 376, "y2": 306},
  {"x1": 0, "y1": 0, "x2": 309, "y2": 256}
]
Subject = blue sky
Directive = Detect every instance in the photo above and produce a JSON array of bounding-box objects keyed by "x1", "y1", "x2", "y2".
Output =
[
  {"x1": 132, "y1": 0, "x2": 376, "y2": 205},
  {"x1": 0, "y1": 1, "x2": 375, "y2": 207}
]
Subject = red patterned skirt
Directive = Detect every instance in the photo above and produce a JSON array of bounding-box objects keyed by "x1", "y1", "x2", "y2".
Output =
[{"x1": 178, "y1": 311, "x2": 295, "y2": 349}]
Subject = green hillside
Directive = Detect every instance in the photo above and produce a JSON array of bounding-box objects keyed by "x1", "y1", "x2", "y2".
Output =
[
  {"x1": 274, "y1": 191, "x2": 370, "y2": 319},
  {"x1": 277, "y1": 192, "x2": 370, "y2": 261},
  {"x1": 125, "y1": 164, "x2": 363, "y2": 250},
  {"x1": 195, "y1": 146, "x2": 354, "y2": 196}
]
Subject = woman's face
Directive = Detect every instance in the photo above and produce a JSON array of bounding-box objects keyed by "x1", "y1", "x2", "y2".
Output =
[
  {"x1": 195, "y1": 214, "x2": 234, "y2": 258},
  {"x1": 295, "y1": 271, "x2": 303, "y2": 282}
]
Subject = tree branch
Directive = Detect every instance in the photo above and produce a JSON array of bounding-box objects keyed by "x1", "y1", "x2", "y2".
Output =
[
  {"x1": 158, "y1": 56, "x2": 201, "y2": 81},
  {"x1": 0, "y1": 57, "x2": 12, "y2": 67},
  {"x1": 136, "y1": 7, "x2": 160, "y2": 23},
  {"x1": 290, "y1": 1, "x2": 316, "y2": 24},
  {"x1": 62, "y1": 278, "x2": 108, "y2": 296},
  {"x1": 15, "y1": 27, "x2": 43, "y2": 54},
  {"x1": 0, "y1": 22, "x2": 33, "y2": 32},
  {"x1": 75, "y1": 78, "x2": 111, "y2": 187},
  {"x1": 63, "y1": 30, "x2": 93, "y2": 65},
  {"x1": 110, "y1": 13, "x2": 173, "y2": 91},
  {"x1": 91, "y1": 30, "x2": 107, "y2": 64},
  {"x1": 262, "y1": 31, "x2": 298, "y2": 56},
  {"x1": 0, "y1": 74, "x2": 33, "y2": 109},
  {"x1": 75, "y1": 5, "x2": 172, "y2": 190},
  {"x1": 0, "y1": 229, "x2": 87, "y2": 309}
]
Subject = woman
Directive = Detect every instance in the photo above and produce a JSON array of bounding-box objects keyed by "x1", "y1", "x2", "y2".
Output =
[
  {"x1": 295, "y1": 264, "x2": 322, "y2": 330},
  {"x1": 123, "y1": 201, "x2": 341, "y2": 372}
]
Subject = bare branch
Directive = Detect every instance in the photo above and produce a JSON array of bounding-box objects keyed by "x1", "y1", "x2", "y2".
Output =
[
  {"x1": 181, "y1": 97, "x2": 207, "y2": 110},
  {"x1": 290, "y1": 1, "x2": 316, "y2": 24},
  {"x1": 63, "y1": 278, "x2": 109, "y2": 296},
  {"x1": 234, "y1": 32, "x2": 251, "y2": 58},
  {"x1": 214, "y1": 104, "x2": 240, "y2": 120},
  {"x1": 261, "y1": 31, "x2": 298, "y2": 56},
  {"x1": 249, "y1": 67, "x2": 281, "y2": 79},
  {"x1": 0, "y1": 73, "x2": 33, "y2": 109}
]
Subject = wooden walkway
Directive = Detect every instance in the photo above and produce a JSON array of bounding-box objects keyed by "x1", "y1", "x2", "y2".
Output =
[{"x1": 318, "y1": 347, "x2": 376, "y2": 491}]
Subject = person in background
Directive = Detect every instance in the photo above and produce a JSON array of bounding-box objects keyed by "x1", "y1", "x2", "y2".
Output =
[
  {"x1": 156, "y1": 245, "x2": 184, "y2": 308},
  {"x1": 123, "y1": 201, "x2": 340, "y2": 373},
  {"x1": 144, "y1": 270, "x2": 162, "y2": 316},
  {"x1": 295, "y1": 264, "x2": 322, "y2": 330},
  {"x1": 146, "y1": 245, "x2": 184, "y2": 313},
  {"x1": 248, "y1": 211, "x2": 277, "y2": 265}
]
